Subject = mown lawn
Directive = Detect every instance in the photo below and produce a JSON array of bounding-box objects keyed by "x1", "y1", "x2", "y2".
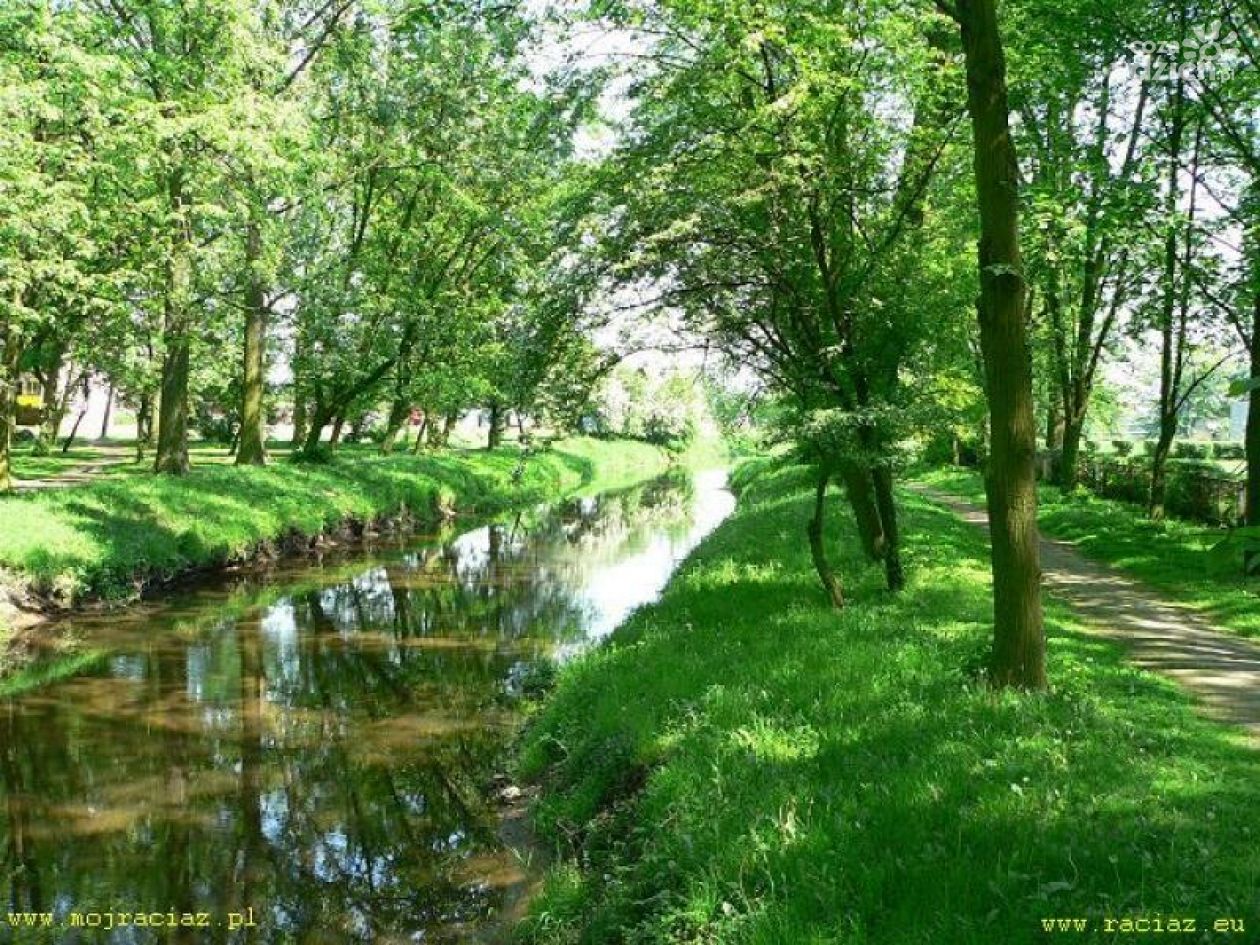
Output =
[
  {"x1": 919, "y1": 467, "x2": 1260, "y2": 639},
  {"x1": 0, "y1": 437, "x2": 668, "y2": 610},
  {"x1": 518, "y1": 462, "x2": 1260, "y2": 944}
]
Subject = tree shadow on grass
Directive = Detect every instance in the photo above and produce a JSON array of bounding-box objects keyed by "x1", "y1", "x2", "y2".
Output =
[{"x1": 525, "y1": 483, "x2": 1260, "y2": 944}]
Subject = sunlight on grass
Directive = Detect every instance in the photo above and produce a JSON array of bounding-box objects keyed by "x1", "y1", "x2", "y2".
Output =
[
  {"x1": 918, "y1": 467, "x2": 1260, "y2": 638},
  {"x1": 519, "y1": 464, "x2": 1260, "y2": 944},
  {"x1": 0, "y1": 438, "x2": 668, "y2": 609}
]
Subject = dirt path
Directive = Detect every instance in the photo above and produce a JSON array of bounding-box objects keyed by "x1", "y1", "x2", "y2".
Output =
[{"x1": 918, "y1": 486, "x2": 1260, "y2": 741}]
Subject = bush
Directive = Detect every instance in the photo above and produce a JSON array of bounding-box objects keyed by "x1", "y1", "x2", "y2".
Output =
[
  {"x1": 921, "y1": 432, "x2": 957, "y2": 467},
  {"x1": 1071, "y1": 454, "x2": 1243, "y2": 525},
  {"x1": 642, "y1": 413, "x2": 696, "y2": 453},
  {"x1": 1215, "y1": 442, "x2": 1246, "y2": 461},
  {"x1": 1111, "y1": 439, "x2": 1135, "y2": 457},
  {"x1": 1173, "y1": 441, "x2": 1211, "y2": 460}
]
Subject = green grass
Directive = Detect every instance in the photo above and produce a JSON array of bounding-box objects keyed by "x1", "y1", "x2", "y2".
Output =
[
  {"x1": 517, "y1": 461, "x2": 1260, "y2": 944},
  {"x1": 6, "y1": 439, "x2": 306, "y2": 482},
  {"x1": 918, "y1": 467, "x2": 1260, "y2": 639},
  {"x1": 7, "y1": 443, "x2": 120, "y2": 480},
  {"x1": 0, "y1": 437, "x2": 668, "y2": 612}
]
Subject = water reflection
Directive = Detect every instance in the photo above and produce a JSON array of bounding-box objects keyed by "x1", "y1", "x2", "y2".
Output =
[{"x1": 0, "y1": 470, "x2": 733, "y2": 943}]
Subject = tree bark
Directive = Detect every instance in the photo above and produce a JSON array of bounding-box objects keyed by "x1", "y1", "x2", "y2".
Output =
[
  {"x1": 411, "y1": 413, "x2": 429, "y2": 454},
  {"x1": 135, "y1": 393, "x2": 154, "y2": 463},
  {"x1": 301, "y1": 403, "x2": 331, "y2": 456},
  {"x1": 60, "y1": 377, "x2": 90, "y2": 453},
  {"x1": 154, "y1": 166, "x2": 193, "y2": 475},
  {"x1": 1148, "y1": 25, "x2": 1193, "y2": 520},
  {"x1": 1246, "y1": 342, "x2": 1259, "y2": 529},
  {"x1": 487, "y1": 401, "x2": 504, "y2": 450},
  {"x1": 1045, "y1": 395, "x2": 1063, "y2": 451},
  {"x1": 33, "y1": 345, "x2": 66, "y2": 457},
  {"x1": 871, "y1": 466, "x2": 905, "y2": 592},
  {"x1": 807, "y1": 467, "x2": 845, "y2": 609},
  {"x1": 291, "y1": 391, "x2": 308, "y2": 450},
  {"x1": 837, "y1": 462, "x2": 887, "y2": 562},
  {"x1": 0, "y1": 321, "x2": 20, "y2": 493},
  {"x1": 236, "y1": 214, "x2": 268, "y2": 467},
  {"x1": 1247, "y1": 256, "x2": 1260, "y2": 528},
  {"x1": 379, "y1": 397, "x2": 409, "y2": 455},
  {"x1": 1059, "y1": 414, "x2": 1084, "y2": 492},
  {"x1": 955, "y1": 0, "x2": 1046, "y2": 689},
  {"x1": 98, "y1": 380, "x2": 114, "y2": 441},
  {"x1": 1149, "y1": 425, "x2": 1176, "y2": 521}
]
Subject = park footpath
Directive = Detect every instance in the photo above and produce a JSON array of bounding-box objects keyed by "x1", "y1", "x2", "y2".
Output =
[{"x1": 918, "y1": 485, "x2": 1260, "y2": 742}]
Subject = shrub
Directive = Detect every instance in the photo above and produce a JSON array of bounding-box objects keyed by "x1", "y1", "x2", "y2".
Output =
[
  {"x1": 1215, "y1": 442, "x2": 1246, "y2": 461},
  {"x1": 1173, "y1": 441, "x2": 1211, "y2": 460},
  {"x1": 1166, "y1": 461, "x2": 1241, "y2": 524},
  {"x1": 1111, "y1": 439, "x2": 1135, "y2": 457},
  {"x1": 1068, "y1": 454, "x2": 1244, "y2": 525}
]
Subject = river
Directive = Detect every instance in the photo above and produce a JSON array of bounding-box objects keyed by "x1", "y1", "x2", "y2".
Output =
[{"x1": 0, "y1": 469, "x2": 734, "y2": 943}]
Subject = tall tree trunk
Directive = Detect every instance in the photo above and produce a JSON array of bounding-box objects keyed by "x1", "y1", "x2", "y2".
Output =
[
  {"x1": 0, "y1": 321, "x2": 20, "y2": 494},
  {"x1": 33, "y1": 345, "x2": 66, "y2": 456},
  {"x1": 1059, "y1": 413, "x2": 1084, "y2": 492},
  {"x1": 411, "y1": 413, "x2": 429, "y2": 454},
  {"x1": 379, "y1": 397, "x2": 409, "y2": 455},
  {"x1": 236, "y1": 214, "x2": 268, "y2": 467},
  {"x1": 1149, "y1": 78, "x2": 1195, "y2": 520},
  {"x1": 807, "y1": 467, "x2": 845, "y2": 609},
  {"x1": 300, "y1": 403, "x2": 330, "y2": 456},
  {"x1": 154, "y1": 166, "x2": 193, "y2": 475},
  {"x1": 440, "y1": 411, "x2": 457, "y2": 447},
  {"x1": 1045, "y1": 395, "x2": 1063, "y2": 451},
  {"x1": 60, "y1": 377, "x2": 90, "y2": 453},
  {"x1": 1246, "y1": 335, "x2": 1259, "y2": 528},
  {"x1": 871, "y1": 466, "x2": 905, "y2": 592},
  {"x1": 291, "y1": 392, "x2": 308, "y2": 450},
  {"x1": 98, "y1": 380, "x2": 114, "y2": 441},
  {"x1": 1149, "y1": 424, "x2": 1176, "y2": 521},
  {"x1": 1247, "y1": 243, "x2": 1260, "y2": 528},
  {"x1": 955, "y1": 0, "x2": 1046, "y2": 689},
  {"x1": 329, "y1": 414, "x2": 345, "y2": 448},
  {"x1": 135, "y1": 393, "x2": 154, "y2": 463},
  {"x1": 487, "y1": 401, "x2": 504, "y2": 450},
  {"x1": 837, "y1": 462, "x2": 887, "y2": 562}
]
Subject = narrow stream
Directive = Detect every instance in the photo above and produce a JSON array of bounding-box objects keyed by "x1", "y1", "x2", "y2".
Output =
[{"x1": 0, "y1": 469, "x2": 734, "y2": 943}]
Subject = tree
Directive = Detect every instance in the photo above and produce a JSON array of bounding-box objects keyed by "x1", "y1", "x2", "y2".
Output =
[
  {"x1": 1193, "y1": 4, "x2": 1260, "y2": 528},
  {"x1": 945, "y1": 0, "x2": 1046, "y2": 689},
  {"x1": 578, "y1": 0, "x2": 965, "y2": 597},
  {"x1": 0, "y1": 2, "x2": 127, "y2": 491},
  {"x1": 86, "y1": 0, "x2": 272, "y2": 474},
  {"x1": 1008, "y1": 0, "x2": 1160, "y2": 490}
]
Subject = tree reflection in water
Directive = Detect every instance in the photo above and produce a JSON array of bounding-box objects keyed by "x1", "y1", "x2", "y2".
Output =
[{"x1": 0, "y1": 471, "x2": 733, "y2": 943}]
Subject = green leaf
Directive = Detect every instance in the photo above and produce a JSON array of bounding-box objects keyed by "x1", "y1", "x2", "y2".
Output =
[{"x1": 1228, "y1": 377, "x2": 1260, "y2": 397}]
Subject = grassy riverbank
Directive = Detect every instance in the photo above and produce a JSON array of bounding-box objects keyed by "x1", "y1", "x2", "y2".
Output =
[
  {"x1": 0, "y1": 438, "x2": 668, "y2": 631},
  {"x1": 919, "y1": 467, "x2": 1260, "y2": 639},
  {"x1": 518, "y1": 462, "x2": 1260, "y2": 944}
]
